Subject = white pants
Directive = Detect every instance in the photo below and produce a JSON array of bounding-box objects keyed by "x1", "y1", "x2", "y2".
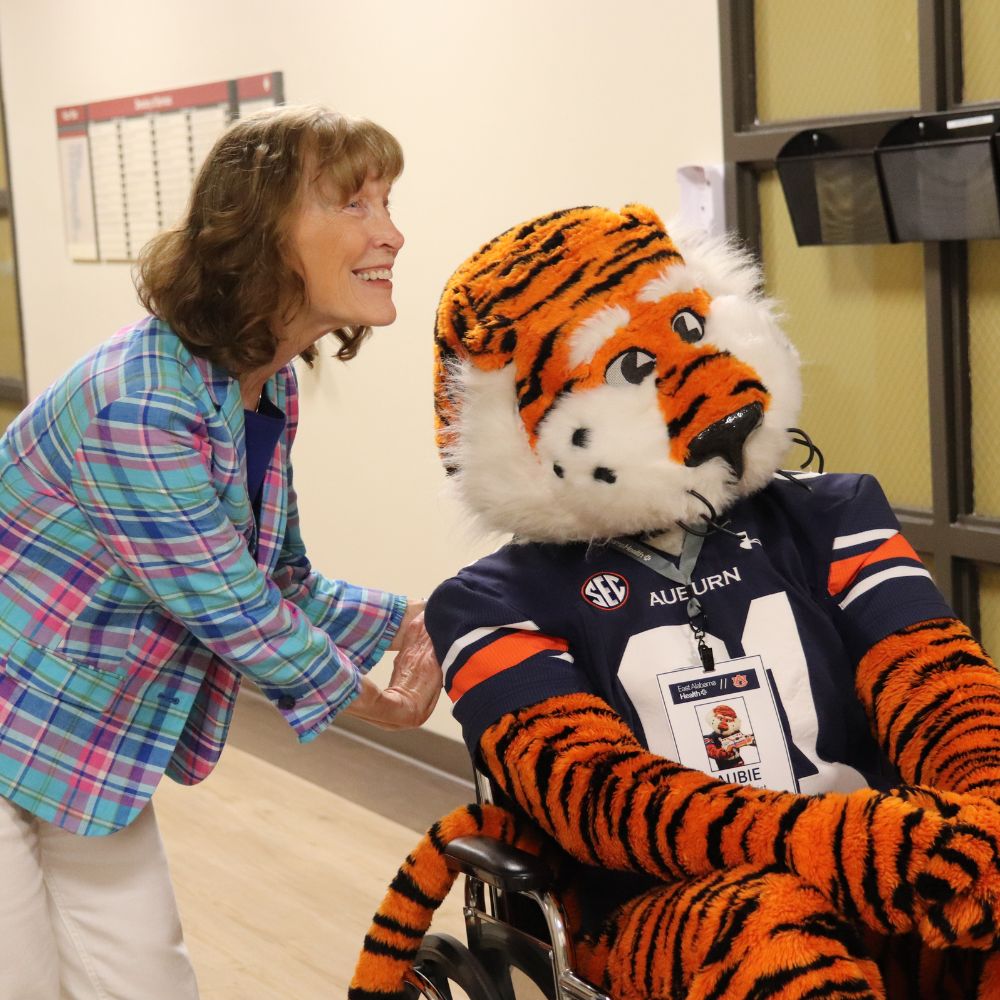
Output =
[{"x1": 0, "y1": 796, "x2": 199, "y2": 1000}]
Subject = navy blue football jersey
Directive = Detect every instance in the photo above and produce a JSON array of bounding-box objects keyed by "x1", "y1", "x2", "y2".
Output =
[{"x1": 427, "y1": 473, "x2": 954, "y2": 794}]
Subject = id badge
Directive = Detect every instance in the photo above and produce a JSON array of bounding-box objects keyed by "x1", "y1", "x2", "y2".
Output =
[{"x1": 656, "y1": 655, "x2": 798, "y2": 792}]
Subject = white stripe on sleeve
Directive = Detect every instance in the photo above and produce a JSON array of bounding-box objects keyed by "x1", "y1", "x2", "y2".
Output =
[
  {"x1": 832, "y1": 528, "x2": 898, "y2": 551},
  {"x1": 838, "y1": 566, "x2": 931, "y2": 610}
]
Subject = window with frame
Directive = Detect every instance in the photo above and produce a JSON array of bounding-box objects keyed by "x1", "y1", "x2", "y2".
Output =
[{"x1": 720, "y1": 0, "x2": 1000, "y2": 646}]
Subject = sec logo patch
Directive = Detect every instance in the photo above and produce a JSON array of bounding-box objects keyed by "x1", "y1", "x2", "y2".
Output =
[{"x1": 582, "y1": 572, "x2": 629, "y2": 610}]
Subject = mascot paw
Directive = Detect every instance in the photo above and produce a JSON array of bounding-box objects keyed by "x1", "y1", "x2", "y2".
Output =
[
  {"x1": 782, "y1": 787, "x2": 1000, "y2": 944},
  {"x1": 889, "y1": 786, "x2": 1000, "y2": 949}
]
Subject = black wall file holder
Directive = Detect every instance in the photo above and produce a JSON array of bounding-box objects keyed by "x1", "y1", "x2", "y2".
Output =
[
  {"x1": 776, "y1": 121, "x2": 899, "y2": 246},
  {"x1": 876, "y1": 109, "x2": 1000, "y2": 242},
  {"x1": 776, "y1": 108, "x2": 1000, "y2": 246}
]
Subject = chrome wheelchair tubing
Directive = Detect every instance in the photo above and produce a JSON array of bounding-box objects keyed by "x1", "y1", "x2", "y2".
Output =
[
  {"x1": 473, "y1": 767, "x2": 494, "y2": 804},
  {"x1": 403, "y1": 966, "x2": 448, "y2": 1000},
  {"x1": 523, "y1": 889, "x2": 608, "y2": 1000},
  {"x1": 555, "y1": 970, "x2": 610, "y2": 1000},
  {"x1": 471, "y1": 769, "x2": 509, "y2": 922},
  {"x1": 462, "y1": 830, "x2": 506, "y2": 924}
]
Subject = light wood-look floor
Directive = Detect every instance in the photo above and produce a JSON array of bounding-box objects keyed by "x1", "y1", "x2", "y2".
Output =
[{"x1": 155, "y1": 744, "x2": 468, "y2": 998}]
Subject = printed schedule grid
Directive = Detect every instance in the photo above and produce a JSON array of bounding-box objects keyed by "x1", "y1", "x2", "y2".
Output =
[{"x1": 56, "y1": 72, "x2": 283, "y2": 262}]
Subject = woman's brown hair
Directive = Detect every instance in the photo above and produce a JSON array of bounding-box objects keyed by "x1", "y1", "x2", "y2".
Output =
[{"x1": 135, "y1": 104, "x2": 403, "y2": 374}]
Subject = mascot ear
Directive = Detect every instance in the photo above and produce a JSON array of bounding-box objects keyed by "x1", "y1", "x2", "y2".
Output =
[{"x1": 619, "y1": 202, "x2": 667, "y2": 231}]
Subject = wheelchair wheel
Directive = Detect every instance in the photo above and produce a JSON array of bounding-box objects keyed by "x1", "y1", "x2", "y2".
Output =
[
  {"x1": 411, "y1": 933, "x2": 505, "y2": 1000},
  {"x1": 474, "y1": 920, "x2": 556, "y2": 1000}
]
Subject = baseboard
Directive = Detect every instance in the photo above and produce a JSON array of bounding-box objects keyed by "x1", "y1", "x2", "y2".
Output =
[
  {"x1": 240, "y1": 686, "x2": 471, "y2": 782},
  {"x1": 231, "y1": 687, "x2": 472, "y2": 833},
  {"x1": 331, "y1": 712, "x2": 471, "y2": 782}
]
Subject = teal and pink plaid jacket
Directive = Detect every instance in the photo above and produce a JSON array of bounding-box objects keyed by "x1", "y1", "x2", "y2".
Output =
[{"x1": 0, "y1": 317, "x2": 405, "y2": 835}]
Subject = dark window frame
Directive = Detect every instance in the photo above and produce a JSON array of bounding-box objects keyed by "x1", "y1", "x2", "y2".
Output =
[
  {"x1": 0, "y1": 78, "x2": 25, "y2": 411},
  {"x1": 719, "y1": 0, "x2": 994, "y2": 628}
]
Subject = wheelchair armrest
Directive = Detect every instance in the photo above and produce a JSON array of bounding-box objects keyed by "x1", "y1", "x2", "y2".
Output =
[{"x1": 443, "y1": 835, "x2": 554, "y2": 892}]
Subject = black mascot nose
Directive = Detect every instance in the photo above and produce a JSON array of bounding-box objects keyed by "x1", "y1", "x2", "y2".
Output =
[{"x1": 685, "y1": 402, "x2": 764, "y2": 479}]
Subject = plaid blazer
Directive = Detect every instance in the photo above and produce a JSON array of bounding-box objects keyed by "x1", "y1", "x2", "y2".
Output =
[{"x1": 0, "y1": 317, "x2": 405, "y2": 835}]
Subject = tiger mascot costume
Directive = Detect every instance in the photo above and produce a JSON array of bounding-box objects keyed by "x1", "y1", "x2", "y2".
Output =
[{"x1": 350, "y1": 204, "x2": 1000, "y2": 999}]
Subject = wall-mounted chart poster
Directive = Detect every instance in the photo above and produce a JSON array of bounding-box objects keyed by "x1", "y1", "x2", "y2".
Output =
[{"x1": 55, "y1": 72, "x2": 283, "y2": 262}]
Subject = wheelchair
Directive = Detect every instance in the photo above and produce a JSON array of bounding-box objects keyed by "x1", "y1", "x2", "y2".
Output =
[{"x1": 404, "y1": 769, "x2": 612, "y2": 1000}]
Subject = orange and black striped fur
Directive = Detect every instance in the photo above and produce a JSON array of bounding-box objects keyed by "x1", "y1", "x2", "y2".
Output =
[
  {"x1": 479, "y1": 687, "x2": 1000, "y2": 998},
  {"x1": 351, "y1": 207, "x2": 1000, "y2": 998},
  {"x1": 352, "y1": 677, "x2": 1000, "y2": 999}
]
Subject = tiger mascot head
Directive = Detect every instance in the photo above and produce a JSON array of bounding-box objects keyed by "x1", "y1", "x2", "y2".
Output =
[{"x1": 434, "y1": 203, "x2": 802, "y2": 547}]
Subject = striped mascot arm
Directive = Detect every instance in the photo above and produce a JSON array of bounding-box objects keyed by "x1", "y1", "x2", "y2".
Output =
[
  {"x1": 856, "y1": 618, "x2": 1000, "y2": 798},
  {"x1": 480, "y1": 692, "x2": 1000, "y2": 951},
  {"x1": 348, "y1": 803, "x2": 541, "y2": 1000}
]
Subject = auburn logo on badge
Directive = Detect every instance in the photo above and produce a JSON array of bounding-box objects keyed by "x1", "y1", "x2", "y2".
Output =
[{"x1": 582, "y1": 572, "x2": 629, "y2": 610}]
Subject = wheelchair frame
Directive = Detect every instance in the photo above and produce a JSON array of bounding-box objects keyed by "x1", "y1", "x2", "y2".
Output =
[{"x1": 407, "y1": 769, "x2": 611, "y2": 1000}]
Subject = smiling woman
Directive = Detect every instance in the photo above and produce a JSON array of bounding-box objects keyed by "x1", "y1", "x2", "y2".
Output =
[
  {"x1": 0, "y1": 104, "x2": 442, "y2": 1000},
  {"x1": 138, "y1": 105, "x2": 405, "y2": 377}
]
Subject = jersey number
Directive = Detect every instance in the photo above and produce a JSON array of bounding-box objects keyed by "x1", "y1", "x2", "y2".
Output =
[{"x1": 616, "y1": 592, "x2": 867, "y2": 794}]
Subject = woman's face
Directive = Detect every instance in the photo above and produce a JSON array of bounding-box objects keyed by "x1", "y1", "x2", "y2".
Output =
[{"x1": 285, "y1": 173, "x2": 404, "y2": 336}]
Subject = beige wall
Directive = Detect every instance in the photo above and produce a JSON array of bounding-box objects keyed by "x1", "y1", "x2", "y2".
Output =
[{"x1": 0, "y1": 0, "x2": 723, "y2": 742}]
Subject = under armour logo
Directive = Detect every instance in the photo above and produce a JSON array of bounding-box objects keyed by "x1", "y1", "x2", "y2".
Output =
[{"x1": 738, "y1": 531, "x2": 761, "y2": 551}]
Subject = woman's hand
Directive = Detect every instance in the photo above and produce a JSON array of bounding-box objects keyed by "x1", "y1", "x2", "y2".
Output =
[{"x1": 344, "y1": 607, "x2": 442, "y2": 730}]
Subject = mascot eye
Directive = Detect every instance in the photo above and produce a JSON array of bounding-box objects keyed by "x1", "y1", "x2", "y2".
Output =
[
  {"x1": 672, "y1": 309, "x2": 705, "y2": 343},
  {"x1": 604, "y1": 349, "x2": 657, "y2": 387}
]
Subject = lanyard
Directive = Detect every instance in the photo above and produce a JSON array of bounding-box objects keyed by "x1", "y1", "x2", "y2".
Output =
[{"x1": 609, "y1": 531, "x2": 716, "y2": 672}]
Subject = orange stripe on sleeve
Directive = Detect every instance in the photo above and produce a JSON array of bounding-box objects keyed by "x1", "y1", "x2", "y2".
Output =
[
  {"x1": 827, "y1": 533, "x2": 920, "y2": 596},
  {"x1": 448, "y1": 632, "x2": 569, "y2": 703}
]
